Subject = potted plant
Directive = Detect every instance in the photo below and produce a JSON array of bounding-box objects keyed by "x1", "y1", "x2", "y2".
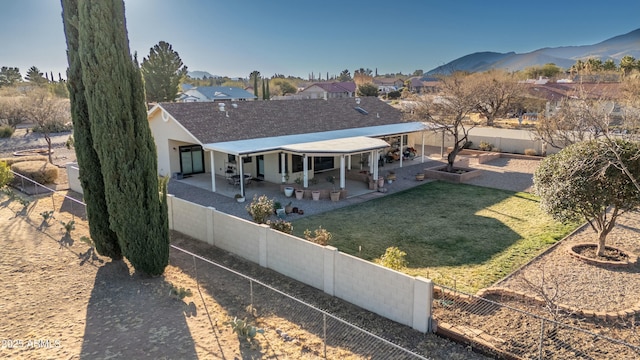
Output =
[
  {"x1": 386, "y1": 171, "x2": 396, "y2": 183},
  {"x1": 284, "y1": 186, "x2": 294, "y2": 197},
  {"x1": 273, "y1": 201, "x2": 286, "y2": 218},
  {"x1": 234, "y1": 193, "x2": 245, "y2": 203},
  {"x1": 295, "y1": 189, "x2": 304, "y2": 200},
  {"x1": 415, "y1": 173, "x2": 425, "y2": 181},
  {"x1": 311, "y1": 190, "x2": 320, "y2": 201},
  {"x1": 326, "y1": 176, "x2": 341, "y2": 202}
]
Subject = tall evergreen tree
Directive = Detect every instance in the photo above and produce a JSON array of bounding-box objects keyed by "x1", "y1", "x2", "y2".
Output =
[
  {"x1": 0, "y1": 67, "x2": 22, "y2": 87},
  {"x1": 140, "y1": 41, "x2": 188, "y2": 103},
  {"x1": 26, "y1": 66, "x2": 46, "y2": 84},
  {"x1": 74, "y1": 0, "x2": 169, "y2": 275},
  {"x1": 61, "y1": 0, "x2": 121, "y2": 260}
]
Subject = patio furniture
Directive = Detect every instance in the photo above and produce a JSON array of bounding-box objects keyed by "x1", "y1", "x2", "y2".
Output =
[{"x1": 228, "y1": 174, "x2": 252, "y2": 187}]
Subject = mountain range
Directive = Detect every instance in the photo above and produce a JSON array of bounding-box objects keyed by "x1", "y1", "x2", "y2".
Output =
[{"x1": 427, "y1": 28, "x2": 640, "y2": 75}]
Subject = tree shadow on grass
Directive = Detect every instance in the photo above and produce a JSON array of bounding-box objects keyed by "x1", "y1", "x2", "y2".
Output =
[{"x1": 80, "y1": 261, "x2": 197, "y2": 359}]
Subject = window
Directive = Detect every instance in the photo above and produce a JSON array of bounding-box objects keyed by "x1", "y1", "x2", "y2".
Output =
[
  {"x1": 243, "y1": 156, "x2": 252, "y2": 163},
  {"x1": 291, "y1": 155, "x2": 311, "y2": 172},
  {"x1": 227, "y1": 154, "x2": 236, "y2": 164}
]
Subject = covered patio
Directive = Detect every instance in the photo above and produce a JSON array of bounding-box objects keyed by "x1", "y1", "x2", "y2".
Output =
[{"x1": 200, "y1": 123, "x2": 445, "y2": 199}]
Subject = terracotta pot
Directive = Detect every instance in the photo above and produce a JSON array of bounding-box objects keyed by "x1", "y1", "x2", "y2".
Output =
[
  {"x1": 311, "y1": 191, "x2": 320, "y2": 201},
  {"x1": 330, "y1": 191, "x2": 340, "y2": 202},
  {"x1": 295, "y1": 189, "x2": 304, "y2": 200},
  {"x1": 416, "y1": 173, "x2": 425, "y2": 181}
]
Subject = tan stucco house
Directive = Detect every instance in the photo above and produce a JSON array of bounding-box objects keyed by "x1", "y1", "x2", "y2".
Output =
[{"x1": 148, "y1": 97, "x2": 436, "y2": 197}]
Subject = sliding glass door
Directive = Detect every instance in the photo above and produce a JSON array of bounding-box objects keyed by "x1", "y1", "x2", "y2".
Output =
[{"x1": 179, "y1": 145, "x2": 204, "y2": 175}]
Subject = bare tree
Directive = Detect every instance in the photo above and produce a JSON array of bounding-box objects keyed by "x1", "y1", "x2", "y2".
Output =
[
  {"x1": 0, "y1": 97, "x2": 27, "y2": 129},
  {"x1": 533, "y1": 79, "x2": 640, "y2": 191},
  {"x1": 409, "y1": 72, "x2": 479, "y2": 172},
  {"x1": 21, "y1": 89, "x2": 70, "y2": 163},
  {"x1": 468, "y1": 70, "x2": 524, "y2": 126}
]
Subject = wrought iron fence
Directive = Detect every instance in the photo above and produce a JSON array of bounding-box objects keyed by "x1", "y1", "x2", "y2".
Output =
[{"x1": 433, "y1": 284, "x2": 640, "y2": 359}]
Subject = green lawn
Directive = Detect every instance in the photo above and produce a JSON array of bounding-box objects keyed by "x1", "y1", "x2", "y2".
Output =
[{"x1": 291, "y1": 181, "x2": 579, "y2": 294}]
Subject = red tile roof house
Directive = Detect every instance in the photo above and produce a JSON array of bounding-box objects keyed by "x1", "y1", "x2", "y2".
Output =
[{"x1": 148, "y1": 97, "x2": 439, "y2": 198}]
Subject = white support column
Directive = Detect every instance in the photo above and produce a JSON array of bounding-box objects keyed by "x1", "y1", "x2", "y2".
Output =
[
  {"x1": 370, "y1": 150, "x2": 378, "y2": 180},
  {"x1": 339, "y1": 155, "x2": 345, "y2": 189},
  {"x1": 399, "y1": 134, "x2": 404, "y2": 167},
  {"x1": 421, "y1": 132, "x2": 426, "y2": 163},
  {"x1": 209, "y1": 150, "x2": 216, "y2": 191},
  {"x1": 238, "y1": 155, "x2": 244, "y2": 196},
  {"x1": 303, "y1": 155, "x2": 309, "y2": 188},
  {"x1": 280, "y1": 152, "x2": 286, "y2": 183},
  {"x1": 441, "y1": 130, "x2": 445, "y2": 159},
  {"x1": 347, "y1": 154, "x2": 352, "y2": 170}
]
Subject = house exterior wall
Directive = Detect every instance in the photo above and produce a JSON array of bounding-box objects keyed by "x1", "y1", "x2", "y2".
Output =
[
  {"x1": 149, "y1": 110, "x2": 201, "y2": 176},
  {"x1": 165, "y1": 194, "x2": 433, "y2": 333}
]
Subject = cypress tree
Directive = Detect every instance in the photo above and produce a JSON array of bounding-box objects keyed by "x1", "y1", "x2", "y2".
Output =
[
  {"x1": 61, "y1": 0, "x2": 121, "y2": 260},
  {"x1": 265, "y1": 78, "x2": 270, "y2": 100},
  {"x1": 76, "y1": 0, "x2": 169, "y2": 275},
  {"x1": 253, "y1": 75, "x2": 258, "y2": 98}
]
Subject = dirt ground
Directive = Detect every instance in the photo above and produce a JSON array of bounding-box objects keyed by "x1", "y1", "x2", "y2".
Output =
[{"x1": 0, "y1": 190, "x2": 490, "y2": 359}]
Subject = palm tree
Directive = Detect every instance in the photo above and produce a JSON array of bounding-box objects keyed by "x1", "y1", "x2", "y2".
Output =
[{"x1": 620, "y1": 55, "x2": 637, "y2": 76}]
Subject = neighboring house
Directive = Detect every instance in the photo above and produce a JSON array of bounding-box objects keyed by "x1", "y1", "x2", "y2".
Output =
[
  {"x1": 406, "y1": 77, "x2": 425, "y2": 93},
  {"x1": 374, "y1": 78, "x2": 404, "y2": 94},
  {"x1": 299, "y1": 81, "x2": 356, "y2": 99},
  {"x1": 148, "y1": 97, "x2": 436, "y2": 196},
  {"x1": 177, "y1": 86, "x2": 257, "y2": 102}
]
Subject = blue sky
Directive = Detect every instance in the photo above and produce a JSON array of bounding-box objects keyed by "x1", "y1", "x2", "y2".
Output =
[{"x1": 1, "y1": 0, "x2": 639, "y2": 80}]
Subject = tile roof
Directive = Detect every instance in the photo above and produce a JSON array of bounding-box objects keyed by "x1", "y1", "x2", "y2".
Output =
[{"x1": 157, "y1": 97, "x2": 406, "y2": 144}]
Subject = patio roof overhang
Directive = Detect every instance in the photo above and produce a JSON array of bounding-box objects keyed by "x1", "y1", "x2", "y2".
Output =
[
  {"x1": 281, "y1": 136, "x2": 389, "y2": 155},
  {"x1": 203, "y1": 121, "x2": 441, "y2": 156}
]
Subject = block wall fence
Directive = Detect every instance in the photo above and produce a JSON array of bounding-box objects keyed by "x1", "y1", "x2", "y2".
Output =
[{"x1": 166, "y1": 194, "x2": 433, "y2": 333}]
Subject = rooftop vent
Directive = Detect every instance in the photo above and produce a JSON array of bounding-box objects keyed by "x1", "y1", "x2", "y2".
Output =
[
  {"x1": 355, "y1": 97, "x2": 361, "y2": 104},
  {"x1": 354, "y1": 106, "x2": 368, "y2": 115},
  {"x1": 231, "y1": 103, "x2": 238, "y2": 108},
  {"x1": 218, "y1": 102, "x2": 225, "y2": 111}
]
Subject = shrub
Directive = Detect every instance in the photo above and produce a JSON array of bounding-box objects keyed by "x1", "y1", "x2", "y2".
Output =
[
  {"x1": 479, "y1": 141, "x2": 493, "y2": 151},
  {"x1": 0, "y1": 125, "x2": 14, "y2": 138},
  {"x1": 0, "y1": 161, "x2": 12, "y2": 188},
  {"x1": 387, "y1": 90, "x2": 401, "y2": 99},
  {"x1": 40, "y1": 210, "x2": 55, "y2": 223},
  {"x1": 60, "y1": 220, "x2": 75, "y2": 236},
  {"x1": 0, "y1": 155, "x2": 48, "y2": 166},
  {"x1": 303, "y1": 226, "x2": 332, "y2": 246},
  {"x1": 10, "y1": 161, "x2": 58, "y2": 184},
  {"x1": 246, "y1": 194, "x2": 274, "y2": 224},
  {"x1": 524, "y1": 148, "x2": 538, "y2": 156},
  {"x1": 268, "y1": 219, "x2": 293, "y2": 234},
  {"x1": 169, "y1": 284, "x2": 193, "y2": 300},
  {"x1": 379, "y1": 246, "x2": 408, "y2": 270},
  {"x1": 226, "y1": 317, "x2": 264, "y2": 341}
]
